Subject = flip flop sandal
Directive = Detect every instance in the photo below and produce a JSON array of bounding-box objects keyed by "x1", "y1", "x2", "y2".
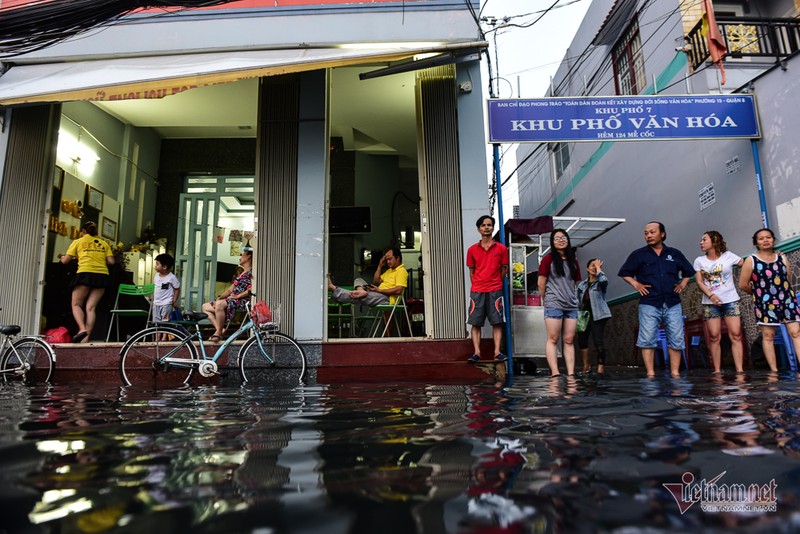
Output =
[{"x1": 71, "y1": 331, "x2": 88, "y2": 343}]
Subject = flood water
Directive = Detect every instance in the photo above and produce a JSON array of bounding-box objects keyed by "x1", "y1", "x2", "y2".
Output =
[{"x1": 2, "y1": 370, "x2": 800, "y2": 533}]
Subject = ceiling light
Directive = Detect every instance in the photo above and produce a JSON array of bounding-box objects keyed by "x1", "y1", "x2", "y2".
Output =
[
  {"x1": 413, "y1": 53, "x2": 440, "y2": 61},
  {"x1": 57, "y1": 130, "x2": 100, "y2": 174},
  {"x1": 339, "y1": 42, "x2": 444, "y2": 50}
]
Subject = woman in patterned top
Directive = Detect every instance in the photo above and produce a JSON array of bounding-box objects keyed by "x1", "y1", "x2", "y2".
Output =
[
  {"x1": 202, "y1": 248, "x2": 253, "y2": 342},
  {"x1": 739, "y1": 228, "x2": 800, "y2": 372},
  {"x1": 693, "y1": 231, "x2": 744, "y2": 373}
]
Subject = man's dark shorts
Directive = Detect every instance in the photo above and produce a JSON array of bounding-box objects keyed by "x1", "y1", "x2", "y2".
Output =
[{"x1": 467, "y1": 290, "x2": 505, "y2": 326}]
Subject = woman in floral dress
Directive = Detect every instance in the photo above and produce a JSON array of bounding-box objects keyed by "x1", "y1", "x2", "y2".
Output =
[
  {"x1": 739, "y1": 228, "x2": 800, "y2": 372},
  {"x1": 201, "y1": 248, "x2": 253, "y2": 342}
]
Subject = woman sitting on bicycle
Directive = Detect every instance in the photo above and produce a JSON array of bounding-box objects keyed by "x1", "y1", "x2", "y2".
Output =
[{"x1": 202, "y1": 248, "x2": 252, "y2": 342}]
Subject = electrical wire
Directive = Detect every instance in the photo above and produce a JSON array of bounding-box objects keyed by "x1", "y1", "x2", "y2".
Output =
[
  {"x1": 498, "y1": 0, "x2": 689, "y2": 208},
  {"x1": 552, "y1": 0, "x2": 665, "y2": 96},
  {"x1": 575, "y1": 0, "x2": 708, "y2": 96},
  {"x1": 2, "y1": 1, "x2": 483, "y2": 59},
  {"x1": 508, "y1": 0, "x2": 587, "y2": 20},
  {"x1": 562, "y1": 0, "x2": 649, "y2": 96},
  {"x1": 585, "y1": 0, "x2": 693, "y2": 95},
  {"x1": 505, "y1": 0, "x2": 560, "y2": 29},
  {"x1": 483, "y1": 0, "x2": 589, "y2": 35},
  {"x1": 479, "y1": 0, "x2": 492, "y2": 19},
  {"x1": 482, "y1": 0, "x2": 586, "y2": 209},
  {"x1": 497, "y1": 0, "x2": 789, "y2": 215},
  {"x1": 506, "y1": 0, "x2": 761, "y2": 216},
  {"x1": 483, "y1": 0, "x2": 590, "y2": 96},
  {"x1": 463, "y1": 0, "x2": 483, "y2": 33},
  {"x1": 486, "y1": 0, "x2": 661, "y2": 200},
  {"x1": 0, "y1": 0, "x2": 245, "y2": 58}
]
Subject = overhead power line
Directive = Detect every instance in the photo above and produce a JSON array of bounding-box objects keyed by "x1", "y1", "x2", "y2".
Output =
[{"x1": 1, "y1": 1, "x2": 259, "y2": 58}]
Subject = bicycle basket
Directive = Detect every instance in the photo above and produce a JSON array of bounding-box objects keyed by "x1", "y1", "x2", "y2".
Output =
[{"x1": 251, "y1": 301, "x2": 280, "y2": 329}]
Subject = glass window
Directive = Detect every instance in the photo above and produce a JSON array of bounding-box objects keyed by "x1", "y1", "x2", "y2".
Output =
[
  {"x1": 613, "y1": 19, "x2": 646, "y2": 95},
  {"x1": 552, "y1": 142, "x2": 570, "y2": 180}
]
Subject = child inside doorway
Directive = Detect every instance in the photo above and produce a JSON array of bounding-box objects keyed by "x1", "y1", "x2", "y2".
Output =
[{"x1": 153, "y1": 253, "x2": 180, "y2": 325}]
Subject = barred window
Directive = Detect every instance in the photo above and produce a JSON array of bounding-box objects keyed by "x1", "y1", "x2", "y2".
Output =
[{"x1": 612, "y1": 19, "x2": 646, "y2": 95}]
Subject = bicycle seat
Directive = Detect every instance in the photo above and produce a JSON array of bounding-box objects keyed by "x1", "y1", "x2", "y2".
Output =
[
  {"x1": 0, "y1": 325, "x2": 21, "y2": 336},
  {"x1": 182, "y1": 311, "x2": 208, "y2": 322}
]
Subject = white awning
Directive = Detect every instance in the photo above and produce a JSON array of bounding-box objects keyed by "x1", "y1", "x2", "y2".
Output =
[
  {"x1": 507, "y1": 216, "x2": 627, "y2": 262},
  {"x1": 0, "y1": 42, "x2": 486, "y2": 105}
]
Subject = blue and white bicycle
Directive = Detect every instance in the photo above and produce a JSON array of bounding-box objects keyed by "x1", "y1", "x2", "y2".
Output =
[{"x1": 118, "y1": 299, "x2": 305, "y2": 386}]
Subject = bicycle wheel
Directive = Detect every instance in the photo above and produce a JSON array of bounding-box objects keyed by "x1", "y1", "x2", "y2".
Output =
[
  {"x1": 1, "y1": 337, "x2": 55, "y2": 383},
  {"x1": 239, "y1": 330, "x2": 306, "y2": 384},
  {"x1": 119, "y1": 326, "x2": 199, "y2": 386}
]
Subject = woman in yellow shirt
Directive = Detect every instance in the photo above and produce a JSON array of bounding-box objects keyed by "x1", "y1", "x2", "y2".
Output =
[{"x1": 60, "y1": 221, "x2": 115, "y2": 343}]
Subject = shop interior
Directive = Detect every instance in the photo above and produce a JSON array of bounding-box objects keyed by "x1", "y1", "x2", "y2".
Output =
[{"x1": 42, "y1": 66, "x2": 424, "y2": 340}]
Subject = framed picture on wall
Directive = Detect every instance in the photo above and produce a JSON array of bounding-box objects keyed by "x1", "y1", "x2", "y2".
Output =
[
  {"x1": 53, "y1": 167, "x2": 64, "y2": 189},
  {"x1": 88, "y1": 187, "x2": 104, "y2": 210},
  {"x1": 101, "y1": 217, "x2": 117, "y2": 241}
]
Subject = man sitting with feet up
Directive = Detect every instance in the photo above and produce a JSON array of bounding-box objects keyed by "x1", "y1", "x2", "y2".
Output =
[{"x1": 328, "y1": 248, "x2": 408, "y2": 308}]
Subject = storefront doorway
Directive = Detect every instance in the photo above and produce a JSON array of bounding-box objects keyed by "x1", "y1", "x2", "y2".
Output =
[
  {"x1": 326, "y1": 66, "x2": 424, "y2": 338},
  {"x1": 177, "y1": 176, "x2": 255, "y2": 311}
]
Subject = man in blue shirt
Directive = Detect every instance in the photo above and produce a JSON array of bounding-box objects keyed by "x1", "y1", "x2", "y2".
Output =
[{"x1": 618, "y1": 222, "x2": 695, "y2": 377}]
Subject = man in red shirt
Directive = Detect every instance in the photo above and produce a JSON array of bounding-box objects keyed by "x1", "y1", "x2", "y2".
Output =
[{"x1": 466, "y1": 215, "x2": 509, "y2": 362}]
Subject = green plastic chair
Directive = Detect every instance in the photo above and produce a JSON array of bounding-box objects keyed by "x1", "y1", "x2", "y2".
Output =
[
  {"x1": 328, "y1": 286, "x2": 354, "y2": 338},
  {"x1": 105, "y1": 283, "x2": 155, "y2": 341}
]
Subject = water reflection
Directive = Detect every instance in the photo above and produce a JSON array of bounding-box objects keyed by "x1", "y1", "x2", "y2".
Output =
[{"x1": 0, "y1": 371, "x2": 799, "y2": 532}]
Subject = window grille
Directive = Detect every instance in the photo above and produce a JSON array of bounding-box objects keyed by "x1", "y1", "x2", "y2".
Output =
[{"x1": 612, "y1": 18, "x2": 646, "y2": 95}]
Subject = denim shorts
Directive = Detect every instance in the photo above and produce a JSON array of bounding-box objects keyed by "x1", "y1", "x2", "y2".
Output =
[
  {"x1": 638, "y1": 303, "x2": 685, "y2": 350},
  {"x1": 544, "y1": 307, "x2": 578, "y2": 320},
  {"x1": 703, "y1": 301, "x2": 741, "y2": 320}
]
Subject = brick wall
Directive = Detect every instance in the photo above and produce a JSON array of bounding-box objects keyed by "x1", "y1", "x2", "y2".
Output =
[{"x1": 680, "y1": 1, "x2": 704, "y2": 37}]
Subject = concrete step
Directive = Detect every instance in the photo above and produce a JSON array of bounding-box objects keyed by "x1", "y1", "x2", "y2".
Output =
[{"x1": 44, "y1": 338, "x2": 505, "y2": 384}]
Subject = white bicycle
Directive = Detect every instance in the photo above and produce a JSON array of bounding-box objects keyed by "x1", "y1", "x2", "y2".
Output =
[{"x1": 0, "y1": 325, "x2": 57, "y2": 383}]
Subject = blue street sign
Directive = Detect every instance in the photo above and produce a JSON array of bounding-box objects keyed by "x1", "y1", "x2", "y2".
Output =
[{"x1": 487, "y1": 94, "x2": 760, "y2": 143}]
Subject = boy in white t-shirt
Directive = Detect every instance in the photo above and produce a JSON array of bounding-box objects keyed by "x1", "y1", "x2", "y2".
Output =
[{"x1": 153, "y1": 253, "x2": 180, "y2": 323}]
